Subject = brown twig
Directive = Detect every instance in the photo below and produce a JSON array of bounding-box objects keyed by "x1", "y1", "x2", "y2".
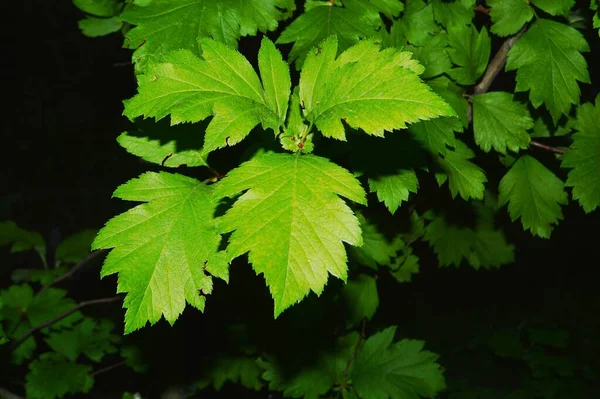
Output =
[
  {"x1": 343, "y1": 319, "x2": 367, "y2": 378},
  {"x1": 475, "y1": 4, "x2": 490, "y2": 15},
  {"x1": 39, "y1": 250, "x2": 108, "y2": 294},
  {"x1": 90, "y1": 360, "x2": 127, "y2": 377},
  {"x1": 9, "y1": 295, "x2": 123, "y2": 349},
  {"x1": 467, "y1": 27, "x2": 527, "y2": 123},
  {"x1": 529, "y1": 141, "x2": 566, "y2": 154}
]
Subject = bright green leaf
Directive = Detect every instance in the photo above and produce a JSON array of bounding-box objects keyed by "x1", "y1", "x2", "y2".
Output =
[
  {"x1": 562, "y1": 96, "x2": 600, "y2": 212},
  {"x1": 116, "y1": 132, "x2": 208, "y2": 168},
  {"x1": 124, "y1": 38, "x2": 288, "y2": 153},
  {"x1": 343, "y1": 274, "x2": 379, "y2": 324},
  {"x1": 92, "y1": 172, "x2": 228, "y2": 333},
  {"x1": 487, "y1": 0, "x2": 534, "y2": 37},
  {"x1": 300, "y1": 37, "x2": 455, "y2": 140},
  {"x1": 531, "y1": 0, "x2": 575, "y2": 16},
  {"x1": 499, "y1": 156, "x2": 568, "y2": 238},
  {"x1": 122, "y1": 0, "x2": 294, "y2": 69},
  {"x1": 506, "y1": 19, "x2": 590, "y2": 124},
  {"x1": 369, "y1": 172, "x2": 418, "y2": 214},
  {"x1": 26, "y1": 353, "x2": 93, "y2": 399},
  {"x1": 214, "y1": 153, "x2": 366, "y2": 317},
  {"x1": 351, "y1": 327, "x2": 446, "y2": 398},
  {"x1": 437, "y1": 140, "x2": 487, "y2": 200},
  {"x1": 472, "y1": 92, "x2": 533, "y2": 154},
  {"x1": 432, "y1": 0, "x2": 474, "y2": 28},
  {"x1": 447, "y1": 24, "x2": 491, "y2": 85},
  {"x1": 277, "y1": 0, "x2": 384, "y2": 68}
]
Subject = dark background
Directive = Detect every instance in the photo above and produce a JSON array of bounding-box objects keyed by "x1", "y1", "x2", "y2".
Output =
[{"x1": 2, "y1": 1, "x2": 599, "y2": 398}]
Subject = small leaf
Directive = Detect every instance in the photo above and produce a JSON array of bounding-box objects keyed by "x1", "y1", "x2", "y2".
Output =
[
  {"x1": 487, "y1": 0, "x2": 534, "y2": 37},
  {"x1": 437, "y1": 140, "x2": 487, "y2": 200},
  {"x1": 26, "y1": 353, "x2": 93, "y2": 399},
  {"x1": 499, "y1": 156, "x2": 568, "y2": 238},
  {"x1": 214, "y1": 153, "x2": 366, "y2": 317},
  {"x1": 447, "y1": 24, "x2": 491, "y2": 85},
  {"x1": 531, "y1": 0, "x2": 575, "y2": 16},
  {"x1": 55, "y1": 229, "x2": 98, "y2": 264},
  {"x1": 116, "y1": 132, "x2": 208, "y2": 168},
  {"x1": 369, "y1": 172, "x2": 418, "y2": 214},
  {"x1": 561, "y1": 96, "x2": 600, "y2": 212},
  {"x1": 78, "y1": 16, "x2": 122, "y2": 37},
  {"x1": 343, "y1": 274, "x2": 379, "y2": 325},
  {"x1": 472, "y1": 92, "x2": 533, "y2": 154},
  {"x1": 506, "y1": 19, "x2": 590, "y2": 123}
]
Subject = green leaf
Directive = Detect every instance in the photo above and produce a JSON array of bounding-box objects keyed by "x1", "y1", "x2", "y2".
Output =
[
  {"x1": 343, "y1": 274, "x2": 379, "y2": 325},
  {"x1": 121, "y1": 346, "x2": 148, "y2": 373},
  {"x1": 122, "y1": 0, "x2": 294, "y2": 69},
  {"x1": 370, "y1": 0, "x2": 404, "y2": 18},
  {"x1": 472, "y1": 92, "x2": 534, "y2": 154},
  {"x1": 117, "y1": 132, "x2": 208, "y2": 168},
  {"x1": 27, "y1": 288, "x2": 82, "y2": 327},
  {"x1": 124, "y1": 38, "x2": 289, "y2": 154},
  {"x1": 203, "y1": 356, "x2": 263, "y2": 391},
  {"x1": 92, "y1": 172, "x2": 228, "y2": 333},
  {"x1": 432, "y1": 0, "x2": 475, "y2": 28},
  {"x1": 369, "y1": 172, "x2": 418, "y2": 214},
  {"x1": 351, "y1": 327, "x2": 446, "y2": 398},
  {"x1": 390, "y1": 248, "x2": 420, "y2": 282},
  {"x1": 401, "y1": 0, "x2": 439, "y2": 46},
  {"x1": 487, "y1": 0, "x2": 534, "y2": 37},
  {"x1": 447, "y1": 24, "x2": 491, "y2": 85},
  {"x1": 73, "y1": 0, "x2": 120, "y2": 17},
  {"x1": 45, "y1": 318, "x2": 119, "y2": 362},
  {"x1": 277, "y1": 0, "x2": 384, "y2": 68},
  {"x1": 437, "y1": 140, "x2": 487, "y2": 200},
  {"x1": 531, "y1": 0, "x2": 575, "y2": 16},
  {"x1": 259, "y1": 332, "x2": 359, "y2": 398},
  {"x1": 78, "y1": 16, "x2": 122, "y2": 37},
  {"x1": 300, "y1": 37, "x2": 455, "y2": 140},
  {"x1": 214, "y1": 153, "x2": 366, "y2": 317},
  {"x1": 0, "y1": 298, "x2": 8, "y2": 345},
  {"x1": 499, "y1": 156, "x2": 568, "y2": 238},
  {"x1": 26, "y1": 353, "x2": 93, "y2": 399},
  {"x1": 55, "y1": 229, "x2": 97, "y2": 264},
  {"x1": 406, "y1": 32, "x2": 453, "y2": 79},
  {"x1": 562, "y1": 96, "x2": 600, "y2": 212},
  {"x1": 506, "y1": 19, "x2": 590, "y2": 124},
  {"x1": 349, "y1": 213, "x2": 399, "y2": 269},
  {"x1": 0, "y1": 221, "x2": 46, "y2": 257}
]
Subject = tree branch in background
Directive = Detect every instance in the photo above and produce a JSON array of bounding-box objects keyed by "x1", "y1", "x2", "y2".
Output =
[
  {"x1": 9, "y1": 295, "x2": 123, "y2": 349},
  {"x1": 39, "y1": 249, "x2": 108, "y2": 294},
  {"x1": 90, "y1": 360, "x2": 127, "y2": 377}
]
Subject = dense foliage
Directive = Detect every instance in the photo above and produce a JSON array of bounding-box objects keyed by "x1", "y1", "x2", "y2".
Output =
[{"x1": 2, "y1": 0, "x2": 599, "y2": 398}]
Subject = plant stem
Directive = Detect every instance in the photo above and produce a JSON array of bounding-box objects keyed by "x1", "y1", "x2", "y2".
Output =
[
  {"x1": 90, "y1": 360, "x2": 127, "y2": 377},
  {"x1": 39, "y1": 249, "x2": 107, "y2": 294},
  {"x1": 343, "y1": 319, "x2": 367, "y2": 378},
  {"x1": 9, "y1": 295, "x2": 123, "y2": 349},
  {"x1": 529, "y1": 140, "x2": 566, "y2": 154}
]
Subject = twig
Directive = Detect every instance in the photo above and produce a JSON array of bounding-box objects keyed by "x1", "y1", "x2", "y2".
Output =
[
  {"x1": 9, "y1": 295, "x2": 123, "y2": 349},
  {"x1": 0, "y1": 388, "x2": 24, "y2": 399},
  {"x1": 39, "y1": 250, "x2": 108, "y2": 294},
  {"x1": 90, "y1": 360, "x2": 127, "y2": 377},
  {"x1": 343, "y1": 319, "x2": 367, "y2": 378},
  {"x1": 529, "y1": 140, "x2": 566, "y2": 154},
  {"x1": 467, "y1": 28, "x2": 527, "y2": 123},
  {"x1": 475, "y1": 4, "x2": 490, "y2": 15}
]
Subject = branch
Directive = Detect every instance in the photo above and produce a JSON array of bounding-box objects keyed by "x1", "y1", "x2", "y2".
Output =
[
  {"x1": 343, "y1": 319, "x2": 367, "y2": 378},
  {"x1": 39, "y1": 249, "x2": 108, "y2": 294},
  {"x1": 9, "y1": 295, "x2": 123, "y2": 349},
  {"x1": 529, "y1": 140, "x2": 566, "y2": 154},
  {"x1": 90, "y1": 360, "x2": 127, "y2": 377},
  {"x1": 467, "y1": 28, "x2": 527, "y2": 123}
]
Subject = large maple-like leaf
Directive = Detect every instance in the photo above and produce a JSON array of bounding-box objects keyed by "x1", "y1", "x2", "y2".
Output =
[
  {"x1": 499, "y1": 156, "x2": 568, "y2": 238},
  {"x1": 506, "y1": 19, "x2": 590, "y2": 124},
  {"x1": 121, "y1": 0, "x2": 294, "y2": 69},
  {"x1": 124, "y1": 38, "x2": 290, "y2": 154},
  {"x1": 213, "y1": 152, "x2": 366, "y2": 316},
  {"x1": 562, "y1": 95, "x2": 600, "y2": 213},
  {"x1": 92, "y1": 172, "x2": 228, "y2": 333},
  {"x1": 299, "y1": 37, "x2": 455, "y2": 140}
]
